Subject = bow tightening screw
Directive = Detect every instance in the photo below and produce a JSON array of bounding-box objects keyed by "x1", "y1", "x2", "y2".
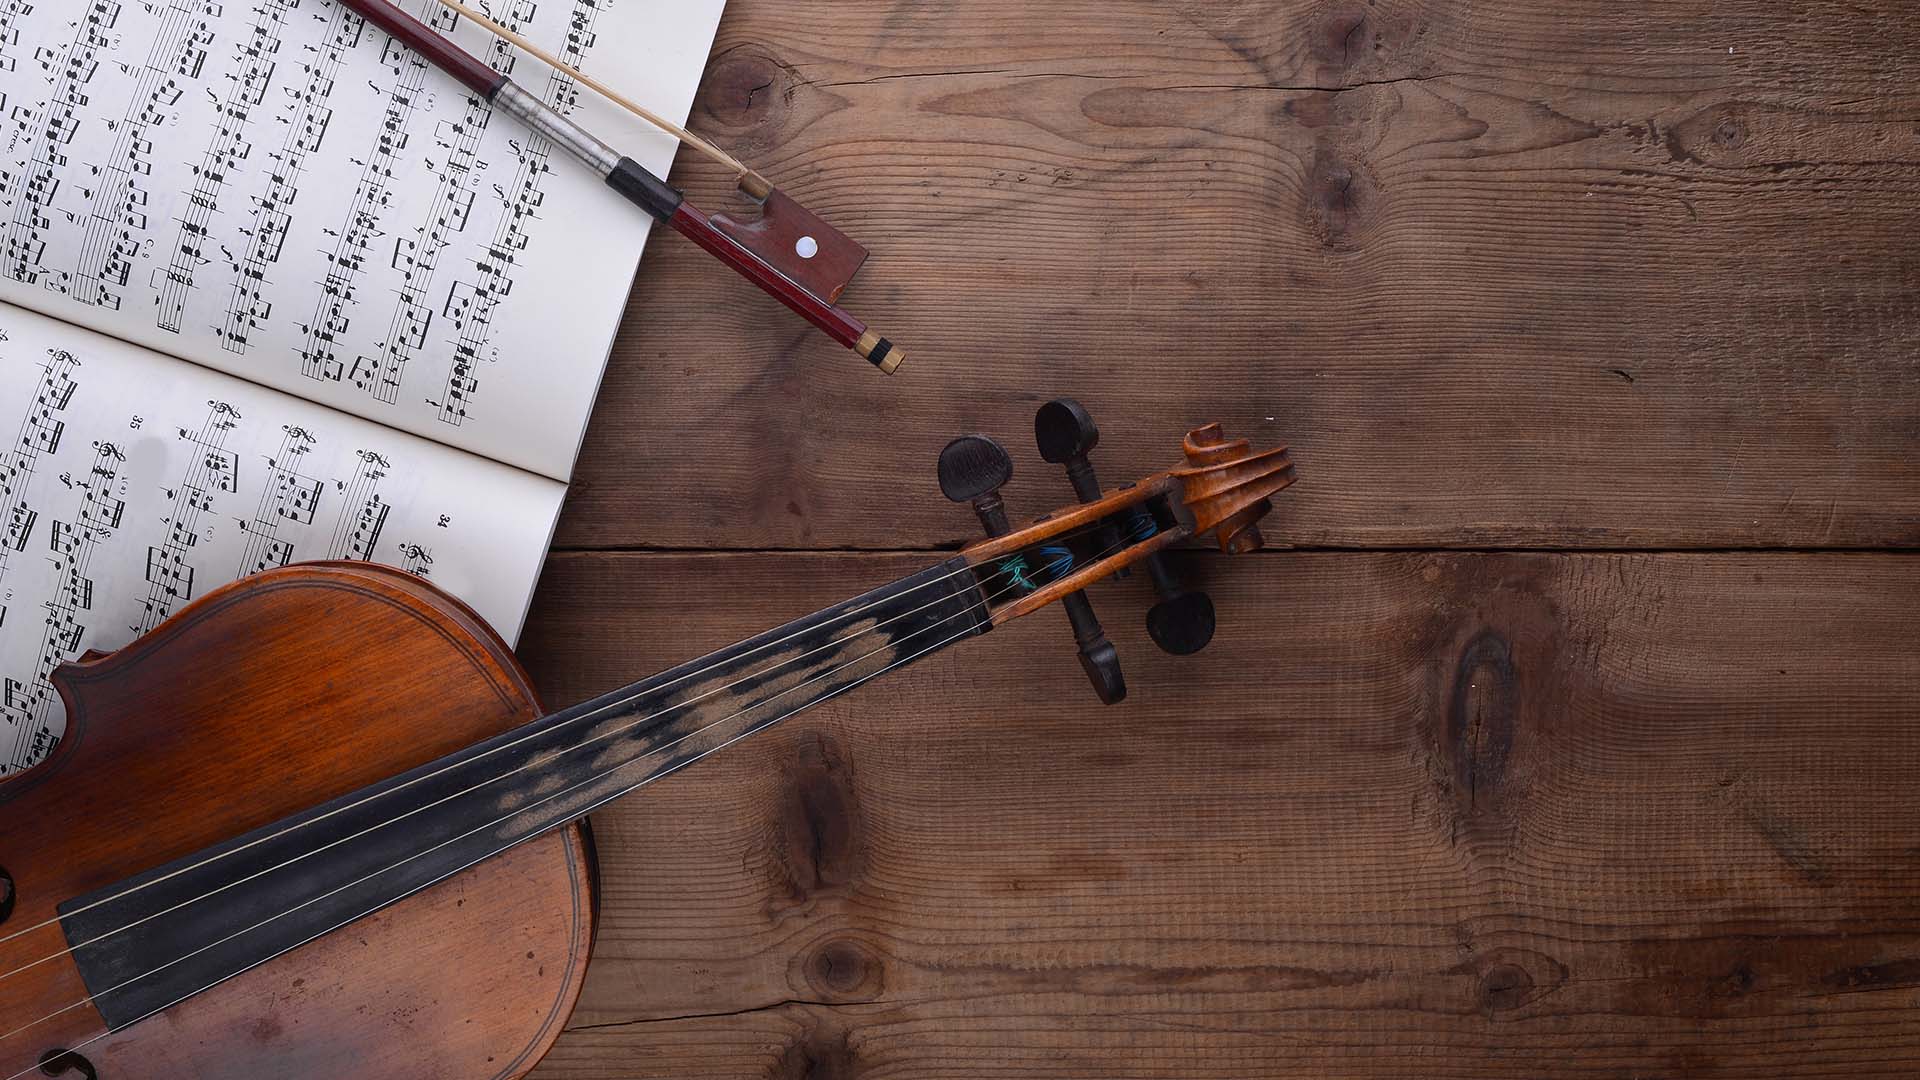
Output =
[
  {"x1": 1034, "y1": 398, "x2": 1216, "y2": 656},
  {"x1": 939, "y1": 434, "x2": 1125, "y2": 705}
]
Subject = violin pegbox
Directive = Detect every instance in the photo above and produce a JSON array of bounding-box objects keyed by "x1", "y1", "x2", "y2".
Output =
[
  {"x1": 1036, "y1": 399, "x2": 1217, "y2": 656},
  {"x1": 940, "y1": 432, "x2": 1125, "y2": 704},
  {"x1": 944, "y1": 402, "x2": 1297, "y2": 704}
]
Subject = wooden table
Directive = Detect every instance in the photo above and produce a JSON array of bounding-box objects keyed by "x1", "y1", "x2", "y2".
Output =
[{"x1": 517, "y1": 2, "x2": 1920, "y2": 1075}]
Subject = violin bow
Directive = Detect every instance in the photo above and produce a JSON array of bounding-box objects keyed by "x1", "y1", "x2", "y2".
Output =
[{"x1": 339, "y1": 0, "x2": 904, "y2": 374}]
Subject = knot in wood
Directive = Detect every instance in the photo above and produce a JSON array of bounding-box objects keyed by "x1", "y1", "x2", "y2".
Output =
[
  {"x1": 1306, "y1": 145, "x2": 1371, "y2": 252},
  {"x1": 1463, "y1": 947, "x2": 1567, "y2": 1015},
  {"x1": 798, "y1": 935, "x2": 887, "y2": 999},
  {"x1": 703, "y1": 51, "x2": 787, "y2": 131},
  {"x1": 774, "y1": 1025, "x2": 859, "y2": 1080},
  {"x1": 1312, "y1": 8, "x2": 1375, "y2": 72},
  {"x1": 769, "y1": 732, "x2": 865, "y2": 913}
]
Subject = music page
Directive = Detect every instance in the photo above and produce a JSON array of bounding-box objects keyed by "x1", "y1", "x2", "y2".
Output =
[
  {"x1": 0, "y1": 0, "x2": 724, "y2": 480},
  {"x1": 0, "y1": 300, "x2": 564, "y2": 774}
]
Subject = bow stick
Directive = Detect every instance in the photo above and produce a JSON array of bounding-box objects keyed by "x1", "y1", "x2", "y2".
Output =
[
  {"x1": 433, "y1": 0, "x2": 772, "y2": 199},
  {"x1": 339, "y1": 0, "x2": 904, "y2": 374}
]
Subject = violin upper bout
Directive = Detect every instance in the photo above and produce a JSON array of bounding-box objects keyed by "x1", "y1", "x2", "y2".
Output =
[
  {"x1": 54, "y1": 560, "x2": 534, "y2": 722},
  {"x1": 15, "y1": 560, "x2": 541, "y2": 823}
]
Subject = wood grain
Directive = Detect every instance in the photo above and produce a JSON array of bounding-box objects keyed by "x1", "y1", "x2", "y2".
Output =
[
  {"x1": 520, "y1": 550, "x2": 1920, "y2": 1077},
  {"x1": 554, "y1": 0, "x2": 1920, "y2": 551},
  {"x1": 520, "y1": 0, "x2": 1920, "y2": 1073}
]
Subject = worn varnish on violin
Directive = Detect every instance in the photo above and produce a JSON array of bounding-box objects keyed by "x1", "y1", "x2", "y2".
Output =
[{"x1": 0, "y1": 409, "x2": 1293, "y2": 1078}]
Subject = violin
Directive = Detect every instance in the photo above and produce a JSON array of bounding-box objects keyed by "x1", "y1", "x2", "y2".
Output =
[{"x1": 0, "y1": 403, "x2": 1293, "y2": 1078}]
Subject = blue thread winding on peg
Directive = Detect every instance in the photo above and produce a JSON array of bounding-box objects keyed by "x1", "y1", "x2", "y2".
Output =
[
  {"x1": 998, "y1": 555, "x2": 1036, "y2": 593},
  {"x1": 1038, "y1": 545, "x2": 1074, "y2": 581}
]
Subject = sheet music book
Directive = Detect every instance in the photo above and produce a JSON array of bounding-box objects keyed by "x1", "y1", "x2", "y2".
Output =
[{"x1": 0, "y1": 0, "x2": 726, "y2": 773}]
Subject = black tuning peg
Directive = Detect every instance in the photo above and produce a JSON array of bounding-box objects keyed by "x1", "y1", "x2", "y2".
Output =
[
  {"x1": 1034, "y1": 399, "x2": 1102, "y2": 502},
  {"x1": 1033, "y1": 399, "x2": 1128, "y2": 580},
  {"x1": 938, "y1": 434, "x2": 1014, "y2": 534},
  {"x1": 1034, "y1": 398, "x2": 1216, "y2": 656},
  {"x1": 1142, "y1": 558, "x2": 1215, "y2": 656},
  {"x1": 939, "y1": 434, "x2": 1125, "y2": 705}
]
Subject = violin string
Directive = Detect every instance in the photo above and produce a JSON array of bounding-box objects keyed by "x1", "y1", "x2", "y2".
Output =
[
  {"x1": 0, "y1": 544, "x2": 1051, "y2": 990},
  {"x1": 4, "y1": 517, "x2": 1134, "y2": 992},
  {"x1": 0, "y1": 582, "x2": 1028, "y2": 1080},
  {"x1": 0, "y1": 514, "x2": 1125, "y2": 960},
  {"x1": 0, "y1": 516, "x2": 1143, "y2": 989},
  {"x1": 0, "y1": 524, "x2": 1145, "y2": 1069}
]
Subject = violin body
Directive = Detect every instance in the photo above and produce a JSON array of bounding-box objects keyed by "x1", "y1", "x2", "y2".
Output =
[{"x1": 0, "y1": 563, "x2": 594, "y2": 1079}]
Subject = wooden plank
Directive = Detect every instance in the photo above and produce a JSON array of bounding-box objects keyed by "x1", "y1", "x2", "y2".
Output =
[
  {"x1": 517, "y1": 550, "x2": 1920, "y2": 1078},
  {"x1": 555, "y1": 0, "x2": 1920, "y2": 551}
]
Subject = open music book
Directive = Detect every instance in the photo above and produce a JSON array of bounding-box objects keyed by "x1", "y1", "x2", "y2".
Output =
[{"x1": 0, "y1": 0, "x2": 726, "y2": 772}]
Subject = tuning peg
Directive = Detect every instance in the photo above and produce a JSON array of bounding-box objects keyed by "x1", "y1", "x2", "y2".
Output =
[
  {"x1": 1068, "y1": 610, "x2": 1125, "y2": 704},
  {"x1": 938, "y1": 434, "x2": 1014, "y2": 534},
  {"x1": 939, "y1": 433, "x2": 1125, "y2": 705},
  {"x1": 1034, "y1": 398, "x2": 1101, "y2": 499},
  {"x1": 1035, "y1": 398, "x2": 1216, "y2": 655},
  {"x1": 1034, "y1": 398, "x2": 1128, "y2": 579},
  {"x1": 1142, "y1": 557, "x2": 1215, "y2": 655}
]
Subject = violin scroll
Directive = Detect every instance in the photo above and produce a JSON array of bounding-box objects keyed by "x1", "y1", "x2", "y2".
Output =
[{"x1": 1175, "y1": 424, "x2": 1295, "y2": 554}]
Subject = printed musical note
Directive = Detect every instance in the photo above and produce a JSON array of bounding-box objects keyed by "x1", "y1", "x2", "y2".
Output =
[
  {"x1": 1, "y1": 439, "x2": 122, "y2": 773},
  {"x1": 137, "y1": 399, "x2": 241, "y2": 632},
  {"x1": 326, "y1": 447, "x2": 391, "y2": 560},
  {"x1": 157, "y1": 0, "x2": 297, "y2": 333},
  {"x1": 235, "y1": 422, "x2": 322, "y2": 576},
  {"x1": 71, "y1": 1, "x2": 212, "y2": 311}
]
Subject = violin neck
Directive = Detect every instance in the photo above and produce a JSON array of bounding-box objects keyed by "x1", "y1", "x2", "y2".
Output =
[{"x1": 63, "y1": 557, "x2": 993, "y2": 1030}]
